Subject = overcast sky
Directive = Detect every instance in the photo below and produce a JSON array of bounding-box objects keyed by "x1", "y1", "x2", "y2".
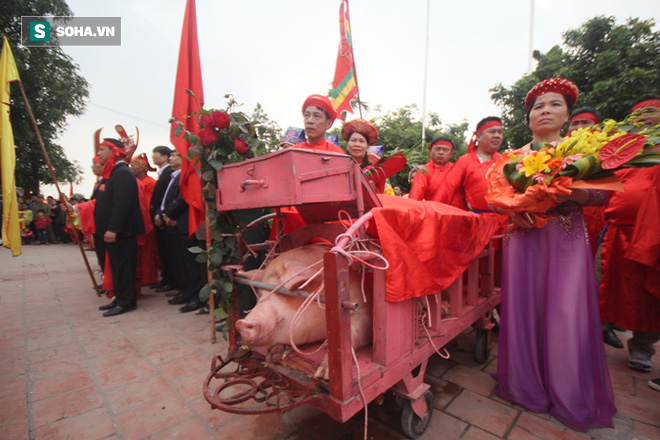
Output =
[{"x1": 38, "y1": 0, "x2": 659, "y2": 197}]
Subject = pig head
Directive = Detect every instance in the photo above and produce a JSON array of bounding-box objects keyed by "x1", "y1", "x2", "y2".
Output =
[{"x1": 235, "y1": 244, "x2": 372, "y2": 351}]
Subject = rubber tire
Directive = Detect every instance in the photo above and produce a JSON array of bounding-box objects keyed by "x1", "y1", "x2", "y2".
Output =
[
  {"x1": 401, "y1": 390, "x2": 434, "y2": 439},
  {"x1": 474, "y1": 328, "x2": 491, "y2": 364}
]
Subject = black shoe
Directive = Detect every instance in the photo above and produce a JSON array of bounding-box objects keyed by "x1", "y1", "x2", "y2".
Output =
[
  {"x1": 102, "y1": 304, "x2": 136, "y2": 317},
  {"x1": 98, "y1": 302, "x2": 116, "y2": 311},
  {"x1": 155, "y1": 285, "x2": 175, "y2": 292},
  {"x1": 179, "y1": 302, "x2": 203, "y2": 313},
  {"x1": 603, "y1": 329, "x2": 624, "y2": 349},
  {"x1": 168, "y1": 296, "x2": 186, "y2": 305}
]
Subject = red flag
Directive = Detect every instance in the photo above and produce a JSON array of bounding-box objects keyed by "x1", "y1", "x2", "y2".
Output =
[
  {"x1": 69, "y1": 183, "x2": 73, "y2": 196},
  {"x1": 330, "y1": 0, "x2": 359, "y2": 117},
  {"x1": 171, "y1": 0, "x2": 205, "y2": 236}
]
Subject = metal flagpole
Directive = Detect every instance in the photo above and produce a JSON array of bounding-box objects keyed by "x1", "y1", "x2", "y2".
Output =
[
  {"x1": 527, "y1": 0, "x2": 535, "y2": 74},
  {"x1": 421, "y1": 0, "x2": 431, "y2": 144},
  {"x1": 16, "y1": 81, "x2": 101, "y2": 297}
]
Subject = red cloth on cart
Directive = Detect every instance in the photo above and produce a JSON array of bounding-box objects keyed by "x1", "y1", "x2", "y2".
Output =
[{"x1": 367, "y1": 195, "x2": 500, "y2": 302}]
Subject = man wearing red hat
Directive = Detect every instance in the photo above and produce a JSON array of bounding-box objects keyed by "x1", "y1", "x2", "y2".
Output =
[
  {"x1": 130, "y1": 153, "x2": 159, "y2": 291},
  {"x1": 293, "y1": 94, "x2": 344, "y2": 154},
  {"x1": 438, "y1": 117, "x2": 504, "y2": 215},
  {"x1": 94, "y1": 138, "x2": 145, "y2": 316},
  {"x1": 409, "y1": 137, "x2": 456, "y2": 202},
  {"x1": 598, "y1": 97, "x2": 660, "y2": 383}
]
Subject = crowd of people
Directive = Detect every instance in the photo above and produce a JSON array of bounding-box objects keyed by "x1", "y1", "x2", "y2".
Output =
[{"x1": 12, "y1": 82, "x2": 658, "y2": 433}]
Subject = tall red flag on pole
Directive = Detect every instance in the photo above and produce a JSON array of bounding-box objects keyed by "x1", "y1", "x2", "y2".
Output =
[
  {"x1": 171, "y1": 0, "x2": 205, "y2": 236},
  {"x1": 330, "y1": 0, "x2": 359, "y2": 118}
]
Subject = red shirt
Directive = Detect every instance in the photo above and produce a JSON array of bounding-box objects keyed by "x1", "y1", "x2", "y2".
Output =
[
  {"x1": 33, "y1": 217, "x2": 52, "y2": 230},
  {"x1": 293, "y1": 139, "x2": 345, "y2": 154},
  {"x1": 438, "y1": 152, "x2": 501, "y2": 211},
  {"x1": 409, "y1": 160, "x2": 453, "y2": 202}
]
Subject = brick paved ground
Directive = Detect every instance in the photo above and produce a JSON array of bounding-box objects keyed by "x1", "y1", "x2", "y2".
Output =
[{"x1": 1, "y1": 244, "x2": 658, "y2": 439}]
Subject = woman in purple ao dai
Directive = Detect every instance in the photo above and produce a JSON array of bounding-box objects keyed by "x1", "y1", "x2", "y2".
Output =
[{"x1": 493, "y1": 78, "x2": 616, "y2": 432}]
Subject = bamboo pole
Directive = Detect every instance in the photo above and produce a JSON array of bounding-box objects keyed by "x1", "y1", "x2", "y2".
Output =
[
  {"x1": 205, "y1": 198, "x2": 216, "y2": 343},
  {"x1": 16, "y1": 81, "x2": 101, "y2": 297}
]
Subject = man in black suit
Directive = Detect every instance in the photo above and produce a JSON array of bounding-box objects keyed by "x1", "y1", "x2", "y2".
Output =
[
  {"x1": 96, "y1": 138, "x2": 145, "y2": 317},
  {"x1": 157, "y1": 150, "x2": 204, "y2": 313},
  {"x1": 150, "y1": 146, "x2": 177, "y2": 292}
]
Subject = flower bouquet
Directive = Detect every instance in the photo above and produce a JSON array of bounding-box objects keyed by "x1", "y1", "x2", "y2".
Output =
[{"x1": 486, "y1": 113, "x2": 660, "y2": 228}]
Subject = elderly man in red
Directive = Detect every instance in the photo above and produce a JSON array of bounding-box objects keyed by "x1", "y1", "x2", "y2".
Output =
[
  {"x1": 293, "y1": 94, "x2": 344, "y2": 154},
  {"x1": 598, "y1": 97, "x2": 660, "y2": 384},
  {"x1": 409, "y1": 137, "x2": 456, "y2": 202},
  {"x1": 437, "y1": 117, "x2": 504, "y2": 215}
]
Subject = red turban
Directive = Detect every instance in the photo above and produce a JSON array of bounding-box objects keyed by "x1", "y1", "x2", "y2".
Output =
[
  {"x1": 341, "y1": 118, "x2": 378, "y2": 145},
  {"x1": 632, "y1": 99, "x2": 660, "y2": 112},
  {"x1": 302, "y1": 94, "x2": 337, "y2": 121}
]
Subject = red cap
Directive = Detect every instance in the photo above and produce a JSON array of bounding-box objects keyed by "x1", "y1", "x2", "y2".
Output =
[
  {"x1": 632, "y1": 99, "x2": 660, "y2": 112},
  {"x1": 341, "y1": 118, "x2": 378, "y2": 145},
  {"x1": 525, "y1": 78, "x2": 579, "y2": 110},
  {"x1": 302, "y1": 94, "x2": 337, "y2": 121}
]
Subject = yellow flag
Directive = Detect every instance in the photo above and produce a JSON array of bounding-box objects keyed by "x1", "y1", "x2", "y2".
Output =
[{"x1": 1, "y1": 37, "x2": 21, "y2": 257}]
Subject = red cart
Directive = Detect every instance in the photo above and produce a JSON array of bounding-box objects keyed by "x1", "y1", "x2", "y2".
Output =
[{"x1": 204, "y1": 148, "x2": 501, "y2": 438}]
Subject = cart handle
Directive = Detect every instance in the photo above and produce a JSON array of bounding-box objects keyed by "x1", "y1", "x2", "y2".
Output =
[
  {"x1": 333, "y1": 212, "x2": 374, "y2": 251},
  {"x1": 240, "y1": 177, "x2": 269, "y2": 191}
]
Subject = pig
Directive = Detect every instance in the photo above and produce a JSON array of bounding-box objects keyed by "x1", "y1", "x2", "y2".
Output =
[{"x1": 235, "y1": 244, "x2": 372, "y2": 376}]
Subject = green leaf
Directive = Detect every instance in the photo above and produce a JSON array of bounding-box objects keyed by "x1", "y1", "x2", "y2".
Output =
[
  {"x1": 213, "y1": 307, "x2": 228, "y2": 320},
  {"x1": 188, "y1": 246, "x2": 204, "y2": 254},
  {"x1": 198, "y1": 283, "x2": 211, "y2": 302},
  {"x1": 195, "y1": 253, "x2": 208, "y2": 263},
  {"x1": 174, "y1": 125, "x2": 183, "y2": 137},
  {"x1": 223, "y1": 281, "x2": 234, "y2": 293},
  {"x1": 208, "y1": 159, "x2": 223, "y2": 171}
]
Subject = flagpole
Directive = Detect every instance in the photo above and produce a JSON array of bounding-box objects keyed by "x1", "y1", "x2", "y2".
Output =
[
  {"x1": 16, "y1": 81, "x2": 101, "y2": 297},
  {"x1": 527, "y1": 0, "x2": 535, "y2": 74},
  {"x1": 345, "y1": 0, "x2": 362, "y2": 119},
  {"x1": 421, "y1": 0, "x2": 430, "y2": 144}
]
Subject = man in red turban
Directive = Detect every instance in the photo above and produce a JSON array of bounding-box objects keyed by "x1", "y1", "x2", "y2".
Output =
[{"x1": 292, "y1": 94, "x2": 344, "y2": 154}]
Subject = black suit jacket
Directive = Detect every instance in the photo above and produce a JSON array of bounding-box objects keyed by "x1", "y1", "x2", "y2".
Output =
[
  {"x1": 95, "y1": 161, "x2": 145, "y2": 237},
  {"x1": 151, "y1": 165, "x2": 174, "y2": 217},
  {"x1": 161, "y1": 173, "x2": 190, "y2": 235}
]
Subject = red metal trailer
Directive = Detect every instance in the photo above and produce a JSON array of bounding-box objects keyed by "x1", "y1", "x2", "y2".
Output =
[{"x1": 204, "y1": 148, "x2": 501, "y2": 438}]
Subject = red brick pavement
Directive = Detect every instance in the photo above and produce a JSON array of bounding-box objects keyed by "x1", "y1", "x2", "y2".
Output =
[{"x1": 0, "y1": 245, "x2": 658, "y2": 439}]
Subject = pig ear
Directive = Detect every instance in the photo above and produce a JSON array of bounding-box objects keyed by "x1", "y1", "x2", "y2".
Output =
[
  {"x1": 280, "y1": 262, "x2": 320, "y2": 291},
  {"x1": 237, "y1": 268, "x2": 265, "y2": 282}
]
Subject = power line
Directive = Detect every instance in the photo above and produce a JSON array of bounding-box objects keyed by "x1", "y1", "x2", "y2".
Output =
[{"x1": 89, "y1": 102, "x2": 170, "y2": 131}]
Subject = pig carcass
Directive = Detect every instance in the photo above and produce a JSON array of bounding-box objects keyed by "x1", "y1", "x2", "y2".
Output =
[{"x1": 235, "y1": 244, "x2": 372, "y2": 363}]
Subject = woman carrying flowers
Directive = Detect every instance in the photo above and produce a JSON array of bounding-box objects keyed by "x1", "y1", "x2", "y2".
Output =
[{"x1": 491, "y1": 78, "x2": 616, "y2": 431}]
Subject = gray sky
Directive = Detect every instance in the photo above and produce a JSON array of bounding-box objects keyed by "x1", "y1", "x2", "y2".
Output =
[{"x1": 42, "y1": 0, "x2": 659, "y2": 197}]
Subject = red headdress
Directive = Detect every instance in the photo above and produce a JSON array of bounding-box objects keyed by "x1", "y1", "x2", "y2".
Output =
[
  {"x1": 302, "y1": 94, "x2": 337, "y2": 121},
  {"x1": 95, "y1": 125, "x2": 140, "y2": 179},
  {"x1": 467, "y1": 119, "x2": 502, "y2": 153},
  {"x1": 341, "y1": 118, "x2": 378, "y2": 145},
  {"x1": 632, "y1": 99, "x2": 660, "y2": 112},
  {"x1": 427, "y1": 139, "x2": 454, "y2": 151},
  {"x1": 131, "y1": 153, "x2": 156, "y2": 172},
  {"x1": 570, "y1": 111, "x2": 600, "y2": 125},
  {"x1": 524, "y1": 78, "x2": 579, "y2": 111}
]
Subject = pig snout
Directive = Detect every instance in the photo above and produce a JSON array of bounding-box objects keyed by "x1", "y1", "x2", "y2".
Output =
[{"x1": 235, "y1": 319, "x2": 261, "y2": 344}]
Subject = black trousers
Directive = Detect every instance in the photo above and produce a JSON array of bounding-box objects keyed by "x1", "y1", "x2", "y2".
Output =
[
  {"x1": 106, "y1": 235, "x2": 138, "y2": 307},
  {"x1": 93, "y1": 232, "x2": 105, "y2": 269},
  {"x1": 155, "y1": 227, "x2": 176, "y2": 287},
  {"x1": 166, "y1": 232, "x2": 203, "y2": 303}
]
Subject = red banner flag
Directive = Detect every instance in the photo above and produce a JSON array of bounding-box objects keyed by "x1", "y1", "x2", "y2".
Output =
[
  {"x1": 171, "y1": 0, "x2": 205, "y2": 236},
  {"x1": 330, "y1": 0, "x2": 359, "y2": 118}
]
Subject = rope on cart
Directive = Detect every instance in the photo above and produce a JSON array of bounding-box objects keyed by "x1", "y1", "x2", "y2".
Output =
[
  {"x1": 351, "y1": 345, "x2": 369, "y2": 440},
  {"x1": 419, "y1": 306, "x2": 451, "y2": 360}
]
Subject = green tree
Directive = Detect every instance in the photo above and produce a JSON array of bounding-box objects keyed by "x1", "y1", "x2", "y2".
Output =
[
  {"x1": 1, "y1": 0, "x2": 89, "y2": 193},
  {"x1": 491, "y1": 16, "x2": 660, "y2": 149}
]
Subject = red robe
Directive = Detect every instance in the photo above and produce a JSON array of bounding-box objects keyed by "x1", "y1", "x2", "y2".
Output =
[
  {"x1": 293, "y1": 139, "x2": 345, "y2": 154},
  {"x1": 599, "y1": 167, "x2": 660, "y2": 332},
  {"x1": 438, "y1": 152, "x2": 502, "y2": 212},
  {"x1": 409, "y1": 160, "x2": 454, "y2": 202},
  {"x1": 136, "y1": 177, "x2": 158, "y2": 287}
]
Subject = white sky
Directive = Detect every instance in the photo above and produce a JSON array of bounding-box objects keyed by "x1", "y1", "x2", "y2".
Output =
[{"x1": 40, "y1": 0, "x2": 659, "y2": 197}]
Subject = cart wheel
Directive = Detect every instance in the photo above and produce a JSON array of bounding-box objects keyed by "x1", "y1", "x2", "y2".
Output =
[
  {"x1": 474, "y1": 328, "x2": 490, "y2": 364},
  {"x1": 401, "y1": 390, "x2": 434, "y2": 439}
]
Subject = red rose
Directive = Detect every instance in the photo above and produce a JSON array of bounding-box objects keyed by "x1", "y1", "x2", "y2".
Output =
[
  {"x1": 199, "y1": 128, "x2": 219, "y2": 146},
  {"x1": 233, "y1": 137, "x2": 248, "y2": 154},
  {"x1": 212, "y1": 111, "x2": 230, "y2": 130},
  {"x1": 200, "y1": 113, "x2": 215, "y2": 129}
]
